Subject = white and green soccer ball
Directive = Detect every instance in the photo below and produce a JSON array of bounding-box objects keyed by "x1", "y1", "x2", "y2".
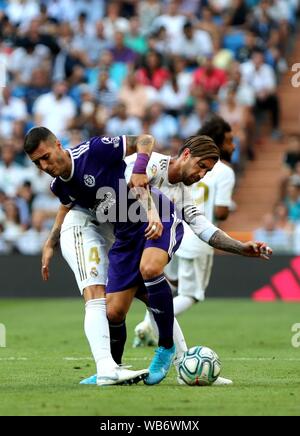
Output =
[{"x1": 178, "y1": 346, "x2": 221, "y2": 386}]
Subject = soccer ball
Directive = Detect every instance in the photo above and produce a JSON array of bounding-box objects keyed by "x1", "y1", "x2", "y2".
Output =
[{"x1": 178, "y1": 346, "x2": 221, "y2": 386}]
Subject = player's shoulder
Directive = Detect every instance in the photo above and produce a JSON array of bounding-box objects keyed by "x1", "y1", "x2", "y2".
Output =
[
  {"x1": 69, "y1": 139, "x2": 91, "y2": 159},
  {"x1": 50, "y1": 176, "x2": 62, "y2": 193},
  {"x1": 151, "y1": 152, "x2": 170, "y2": 170},
  {"x1": 214, "y1": 160, "x2": 235, "y2": 179}
]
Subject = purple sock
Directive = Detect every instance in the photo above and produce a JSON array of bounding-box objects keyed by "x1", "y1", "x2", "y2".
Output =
[
  {"x1": 109, "y1": 320, "x2": 127, "y2": 365},
  {"x1": 144, "y1": 274, "x2": 174, "y2": 349}
]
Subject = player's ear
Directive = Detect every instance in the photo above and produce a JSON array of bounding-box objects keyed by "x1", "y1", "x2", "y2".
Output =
[
  {"x1": 183, "y1": 148, "x2": 191, "y2": 160},
  {"x1": 55, "y1": 139, "x2": 62, "y2": 150}
]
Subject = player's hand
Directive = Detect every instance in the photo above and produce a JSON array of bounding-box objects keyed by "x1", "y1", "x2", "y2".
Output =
[
  {"x1": 129, "y1": 173, "x2": 149, "y2": 189},
  {"x1": 145, "y1": 211, "x2": 163, "y2": 240},
  {"x1": 242, "y1": 241, "x2": 273, "y2": 260},
  {"x1": 41, "y1": 244, "x2": 55, "y2": 281}
]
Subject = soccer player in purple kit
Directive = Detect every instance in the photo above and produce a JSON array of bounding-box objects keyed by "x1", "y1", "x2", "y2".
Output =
[{"x1": 24, "y1": 128, "x2": 220, "y2": 385}]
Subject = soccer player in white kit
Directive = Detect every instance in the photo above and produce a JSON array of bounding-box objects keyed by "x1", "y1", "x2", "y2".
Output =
[
  {"x1": 127, "y1": 129, "x2": 272, "y2": 385},
  {"x1": 133, "y1": 117, "x2": 236, "y2": 344},
  {"x1": 173, "y1": 116, "x2": 236, "y2": 315}
]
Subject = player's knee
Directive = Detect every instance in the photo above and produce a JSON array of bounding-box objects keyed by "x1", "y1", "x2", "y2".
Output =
[
  {"x1": 106, "y1": 305, "x2": 126, "y2": 323},
  {"x1": 83, "y1": 285, "x2": 105, "y2": 302},
  {"x1": 140, "y1": 262, "x2": 163, "y2": 280}
]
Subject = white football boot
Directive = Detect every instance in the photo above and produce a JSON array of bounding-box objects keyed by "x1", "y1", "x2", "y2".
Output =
[
  {"x1": 212, "y1": 376, "x2": 233, "y2": 386},
  {"x1": 97, "y1": 367, "x2": 149, "y2": 386}
]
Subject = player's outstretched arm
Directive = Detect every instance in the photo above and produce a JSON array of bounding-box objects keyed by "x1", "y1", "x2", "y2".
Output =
[
  {"x1": 41, "y1": 204, "x2": 70, "y2": 281},
  {"x1": 209, "y1": 230, "x2": 273, "y2": 260},
  {"x1": 126, "y1": 134, "x2": 156, "y2": 189}
]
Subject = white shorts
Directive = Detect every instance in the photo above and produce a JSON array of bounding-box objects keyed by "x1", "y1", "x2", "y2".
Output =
[
  {"x1": 60, "y1": 210, "x2": 114, "y2": 294},
  {"x1": 166, "y1": 254, "x2": 214, "y2": 301}
]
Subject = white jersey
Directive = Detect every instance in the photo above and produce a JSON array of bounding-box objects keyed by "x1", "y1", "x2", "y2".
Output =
[
  {"x1": 176, "y1": 160, "x2": 235, "y2": 258},
  {"x1": 125, "y1": 152, "x2": 219, "y2": 243}
]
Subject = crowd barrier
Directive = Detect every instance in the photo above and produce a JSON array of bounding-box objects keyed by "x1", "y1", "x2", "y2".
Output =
[{"x1": 1, "y1": 254, "x2": 300, "y2": 301}]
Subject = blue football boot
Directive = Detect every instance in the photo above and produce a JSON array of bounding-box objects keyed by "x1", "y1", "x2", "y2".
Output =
[
  {"x1": 79, "y1": 374, "x2": 97, "y2": 385},
  {"x1": 144, "y1": 345, "x2": 176, "y2": 385}
]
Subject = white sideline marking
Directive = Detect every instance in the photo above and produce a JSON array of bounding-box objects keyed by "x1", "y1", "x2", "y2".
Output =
[
  {"x1": 62, "y1": 357, "x2": 300, "y2": 362},
  {"x1": 1, "y1": 357, "x2": 300, "y2": 362}
]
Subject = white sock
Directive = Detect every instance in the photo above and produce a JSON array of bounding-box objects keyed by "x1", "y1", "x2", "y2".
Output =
[
  {"x1": 173, "y1": 295, "x2": 195, "y2": 317},
  {"x1": 148, "y1": 311, "x2": 188, "y2": 361},
  {"x1": 84, "y1": 298, "x2": 116, "y2": 374},
  {"x1": 143, "y1": 309, "x2": 152, "y2": 328}
]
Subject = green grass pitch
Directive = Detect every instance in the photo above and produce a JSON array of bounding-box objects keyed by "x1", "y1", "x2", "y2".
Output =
[{"x1": 0, "y1": 298, "x2": 300, "y2": 416}]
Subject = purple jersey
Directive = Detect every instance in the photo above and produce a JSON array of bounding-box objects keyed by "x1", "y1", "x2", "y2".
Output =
[{"x1": 50, "y1": 135, "x2": 174, "y2": 239}]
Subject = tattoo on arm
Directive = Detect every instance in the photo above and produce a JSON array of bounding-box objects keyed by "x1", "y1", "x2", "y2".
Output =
[
  {"x1": 209, "y1": 230, "x2": 244, "y2": 255},
  {"x1": 48, "y1": 227, "x2": 61, "y2": 248},
  {"x1": 126, "y1": 135, "x2": 155, "y2": 156}
]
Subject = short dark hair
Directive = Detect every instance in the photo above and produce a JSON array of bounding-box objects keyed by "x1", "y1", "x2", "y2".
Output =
[
  {"x1": 198, "y1": 116, "x2": 232, "y2": 149},
  {"x1": 24, "y1": 127, "x2": 56, "y2": 154}
]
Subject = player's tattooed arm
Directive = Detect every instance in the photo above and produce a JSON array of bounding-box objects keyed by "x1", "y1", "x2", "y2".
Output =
[
  {"x1": 127, "y1": 135, "x2": 156, "y2": 190},
  {"x1": 41, "y1": 205, "x2": 70, "y2": 281},
  {"x1": 125, "y1": 134, "x2": 156, "y2": 157},
  {"x1": 209, "y1": 230, "x2": 272, "y2": 260},
  {"x1": 45, "y1": 205, "x2": 69, "y2": 248}
]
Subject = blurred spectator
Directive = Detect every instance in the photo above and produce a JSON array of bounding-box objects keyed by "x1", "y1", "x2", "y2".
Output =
[
  {"x1": 240, "y1": 49, "x2": 281, "y2": 139},
  {"x1": 0, "y1": 145, "x2": 27, "y2": 197},
  {"x1": 236, "y1": 30, "x2": 263, "y2": 63},
  {"x1": 119, "y1": 72, "x2": 154, "y2": 118},
  {"x1": 284, "y1": 182, "x2": 300, "y2": 223},
  {"x1": 106, "y1": 102, "x2": 143, "y2": 137},
  {"x1": 125, "y1": 16, "x2": 148, "y2": 55},
  {"x1": 253, "y1": 213, "x2": 291, "y2": 253},
  {"x1": 146, "y1": 102, "x2": 178, "y2": 149},
  {"x1": 179, "y1": 99, "x2": 212, "y2": 138},
  {"x1": 103, "y1": 1, "x2": 130, "y2": 40},
  {"x1": 24, "y1": 68, "x2": 51, "y2": 115},
  {"x1": 71, "y1": 85, "x2": 107, "y2": 137},
  {"x1": 198, "y1": 5, "x2": 222, "y2": 51},
  {"x1": 152, "y1": 1, "x2": 186, "y2": 40},
  {"x1": 0, "y1": 87, "x2": 28, "y2": 139},
  {"x1": 192, "y1": 55, "x2": 228, "y2": 102},
  {"x1": 136, "y1": 49, "x2": 169, "y2": 90},
  {"x1": 138, "y1": 0, "x2": 162, "y2": 36},
  {"x1": 110, "y1": 30, "x2": 138, "y2": 64},
  {"x1": 95, "y1": 70, "x2": 119, "y2": 110},
  {"x1": 2, "y1": 198, "x2": 24, "y2": 250},
  {"x1": 170, "y1": 21, "x2": 214, "y2": 66},
  {"x1": 148, "y1": 25, "x2": 172, "y2": 56},
  {"x1": 274, "y1": 203, "x2": 294, "y2": 235},
  {"x1": 33, "y1": 80, "x2": 76, "y2": 137},
  {"x1": 15, "y1": 210, "x2": 48, "y2": 255},
  {"x1": 158, "y1": 65, "x2": 190, "y2": 116},
  {"x1": 225, "y1": 0, "x2": 250, "y2": 27},
  {"x1": 6, "y1": 0, "x2": 39, "y2": 26},
  {"x1": 8, "y1": 27, "x2": 56, "y2": 85},
  {"x1": 218, "y1": 85, "x2": 247, "y2": 158}
]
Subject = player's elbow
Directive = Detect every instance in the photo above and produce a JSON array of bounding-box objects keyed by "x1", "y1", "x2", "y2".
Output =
[
  {"x1": 138, "y1": 134, "x2": 155, "y2": 148},
  {"x1": 214, "y1": 207, "x2": 230, "y2": 221}
]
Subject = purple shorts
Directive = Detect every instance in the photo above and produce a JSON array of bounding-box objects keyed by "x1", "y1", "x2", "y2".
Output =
[{"x1": 106, "y1": 210, "x2": 184, "y2": 293}]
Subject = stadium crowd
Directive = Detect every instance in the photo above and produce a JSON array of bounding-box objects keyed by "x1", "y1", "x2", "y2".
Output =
[{"x1": 0, "y1": 0, "x2": 299, "y2": 255}]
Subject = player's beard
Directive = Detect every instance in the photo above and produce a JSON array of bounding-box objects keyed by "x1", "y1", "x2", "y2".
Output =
[
  {"x1": 220, "y1": 149, "x2": 232, "y2": 163},
  {"x1": 182, "y1": 173, "x2": 200, "y2": 186}
]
